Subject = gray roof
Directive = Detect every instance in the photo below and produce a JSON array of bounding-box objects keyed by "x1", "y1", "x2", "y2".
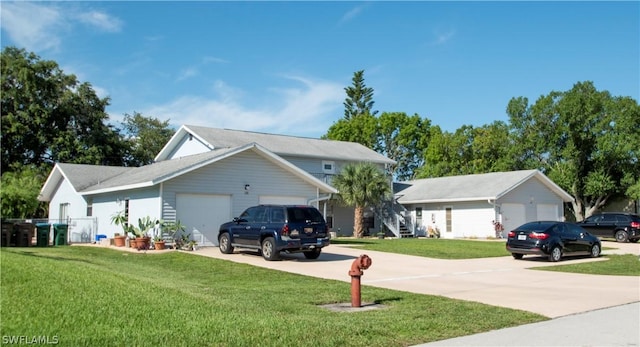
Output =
[
  {"x1": 155, "y1": 125, "x2": 395, "y2": 164},
  {"x1": 395, "y1": 170, "x2": 573, "y2": 203},
  {"x1": 40, "y1": 144, "x2": 337, "y2": 200}
]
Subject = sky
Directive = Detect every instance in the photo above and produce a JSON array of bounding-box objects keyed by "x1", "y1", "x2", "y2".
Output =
[{"x1": 1, "y1": 1, "x2": 638, "y2": 138}]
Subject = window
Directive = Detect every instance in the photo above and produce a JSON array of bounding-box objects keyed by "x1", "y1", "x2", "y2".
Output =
[
  {"x1": 322, "y1": 161, "x2": 335, "y2": 174},
  {"x1": 59, "y1": 203, "x2": 69, "y2": 223},
  {"x1": 86, "y1": 199, "x2": 93, "y2": 217},
  {"x1": 445, "y1": 207, "x2": 452, "y2": 232},
  {"x1": 416, "y1": 207, "x2": 422, "y2": 218}
]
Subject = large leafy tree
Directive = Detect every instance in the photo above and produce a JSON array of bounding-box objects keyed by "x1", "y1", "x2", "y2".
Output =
[
  {"x1": 507, "y1": 81, "x2": 640, "y2": 220},
  {"x1": 121, "y1": 112, "x2": 175, "y2": 166},
  {"x1": 0, "y1": 165, "x2": 47, "y2": 218},
  {"x1": 331, "y1": 163, "x2": 391, "y2": 238},
  {"x1": 376, "y1": 112, "x2": 430, "y2": 180},
  {"x1": 1, "y1": 46, "x2": 127, "y2": 172}
]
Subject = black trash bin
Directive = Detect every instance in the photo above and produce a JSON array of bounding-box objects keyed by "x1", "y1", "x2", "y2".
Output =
[
  {"x1": 1, "y1": 223, "x2": 13, "y2": 247},
  {"x1": 53, "y1": 223, "x2": 68, "y2": 246},
  {"x1": 36, "y1": 223, "x2": 51, "y2": 247},
  {"x1": 15, "y1": 223, "x2": 34, "y2": 247}
]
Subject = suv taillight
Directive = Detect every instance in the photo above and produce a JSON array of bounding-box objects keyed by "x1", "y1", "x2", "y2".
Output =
[
  {"x1": 507, "y1": 231, "x2": 516, "y2": 238},
  {"x1": 529, "y1": 232, "x2": 549, "y2": 240},
  {"x1": 631, "y1": 221, "x2": 640, "y2": 229},
  {"x1": 281, "y1": 224, "x2": 289, "y2": 236}
]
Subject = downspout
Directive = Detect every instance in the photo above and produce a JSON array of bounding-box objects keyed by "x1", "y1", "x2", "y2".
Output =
[{"x1": 159, "y1": 182, "x2": 164, "y2": 220}]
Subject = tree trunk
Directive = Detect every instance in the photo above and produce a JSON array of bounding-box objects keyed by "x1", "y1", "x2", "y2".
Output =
[{"x1": 354, "y1": 205, "x2": 365, "y2": 238}]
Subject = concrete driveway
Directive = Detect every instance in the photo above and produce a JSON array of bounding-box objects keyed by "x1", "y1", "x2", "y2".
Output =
[{"x1": 192, "y1": 239, "x2": 639, "y2": 319}]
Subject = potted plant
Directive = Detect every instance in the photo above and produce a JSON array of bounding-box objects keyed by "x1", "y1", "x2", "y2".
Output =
[
  {"x1": 162, "y1": 220, "x2": 186, "y2": 249},
  {"x1": 153, "y1": 235, "x2": 166, "y2": 250},
  {"x1": 131, "y1": 216, "x2": 156, "y2": 250},
  {"x1": 110, "y1": 211, "x2": 130, "y2": 247}
]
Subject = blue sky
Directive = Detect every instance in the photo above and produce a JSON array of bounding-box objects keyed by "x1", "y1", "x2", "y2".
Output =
[{"x1": 2, "y1": 1, "x2": 638, "y2": 138}]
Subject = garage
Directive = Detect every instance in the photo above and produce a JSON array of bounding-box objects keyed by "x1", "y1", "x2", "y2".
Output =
[
  {"x1": 176, "y1": 193, "x2": 231, "y2": 247},
  {"x1": 501, "y1": 203, "x2": 526, "y2": 235}
]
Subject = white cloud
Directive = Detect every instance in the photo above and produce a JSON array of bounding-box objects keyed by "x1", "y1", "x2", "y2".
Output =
[
  {"x1": 132, "y1": 76, "x2": 344, "y2": 137},
  {"x1": 0, "y1": 2, "x2": 64, "y2": 51},
  {"x1": 432, "y1": 29, "x2": 456, "y2": 46},
  {"x1": 77, "y1": 10, "x2": 123, "y2": 33},
  {"x1": 339, "y1": 4, "x2": 369, "y2": 25},
  {"x1": 0, "y1": 2, "x2": 122, "y2": 52}
]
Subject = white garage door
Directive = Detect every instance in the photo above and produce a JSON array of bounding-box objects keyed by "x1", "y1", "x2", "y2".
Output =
[
  {"x1": 259, "y1": 195, "x2": 307, "y2": 205},
  {"x1": 537, "y1": 204, "x2": 559, "y2": 221},
  {"x1": 176, "y1": 194, "x2": 231, "y2": 247},
  {"x1": 501, "y1": 203, "x2": 526, "y2": 235}
]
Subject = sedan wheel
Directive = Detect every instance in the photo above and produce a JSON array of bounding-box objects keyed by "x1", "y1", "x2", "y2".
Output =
[
  {"x1": 615, "y1": 230, "x2": 629, "y2": 243},
  {"x1": 590, "y1": 244, "x2": 601, "y2": 258},
  {"x1": 261, "y1": 237, "x2": 280, "y2": 261},
  {"x1": 512, "y1": 253, "x2": 524, "y2": 260},
  {"x1": 548, "y1": 246, "x2": 562, "y2": 262}
]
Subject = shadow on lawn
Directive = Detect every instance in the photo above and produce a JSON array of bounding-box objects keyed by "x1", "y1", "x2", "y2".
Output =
[{"x1": 4, "y1": 248, "x2": 98, "y2": 265}]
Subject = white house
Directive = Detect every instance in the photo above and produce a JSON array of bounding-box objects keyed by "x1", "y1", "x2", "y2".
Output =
[
  {"x1": 394, "y1": 170, "x2": 574, "y2": 238},
  {"x1": 39, "y1": 126, "x2": 395, "y2": 245}
]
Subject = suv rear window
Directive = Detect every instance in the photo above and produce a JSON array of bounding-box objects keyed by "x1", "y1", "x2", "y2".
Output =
[{"x1": 287, "y1": 207, "x2": 324, "y2": 223}]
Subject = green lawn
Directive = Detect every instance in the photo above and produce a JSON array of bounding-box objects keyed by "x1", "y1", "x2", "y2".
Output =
[
  {"x1": 331, "y1": 238, "x2": 510, "y2": 259},
  {"x1": 533, "y1": 254, "x2": 640, "y2": 276},
  {"x1": 1, "y1": 246, "x2": 545, "y2": 347},
  {"x1": 331, "y1": 237, "x2": 640, "y2": 276}
]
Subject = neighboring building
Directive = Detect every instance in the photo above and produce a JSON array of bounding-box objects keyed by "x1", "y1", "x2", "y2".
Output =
[
  {"x1": 39, "y1": 126, "x2": 395, "y2": 245},
  {"x1": 394, "y1": 170, "x2": 574, "y2": 238},
  {"x1": 39, "y1": 125, "x2": 575, "y2": 243}
]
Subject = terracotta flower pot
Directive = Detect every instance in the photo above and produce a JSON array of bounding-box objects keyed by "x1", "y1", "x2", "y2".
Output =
[
  {"x1": 114, "y1": 235, "x2": 126, "y2": 247},
  {"x1": 154, "y1": 240, "x2": 165, "y2": 250}
]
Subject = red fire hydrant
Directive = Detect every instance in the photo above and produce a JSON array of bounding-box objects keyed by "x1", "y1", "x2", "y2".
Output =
[{"x1": 348, "y1": 254, "x2": 372, "y2": 307}]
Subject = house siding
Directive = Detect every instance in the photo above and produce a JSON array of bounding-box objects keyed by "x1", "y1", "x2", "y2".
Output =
[
  {"x1": 91, "y1": 187, "x2": 161, "y2": 238},
  {"x1": 499, "y1": 177, "x2": 565, "y2": 222},
  {"x1": 166, "y1": 135, "x2": 210, "y2": 160},
  {"x1": 162, "y1": 150, "x2": 321, "y2": 221},
  {"x1": 48, "y1": 178, "x2": 87, "y2": 223},
  {"x1": 404, "y1": 202, "x2": 495, "y2": 239}
]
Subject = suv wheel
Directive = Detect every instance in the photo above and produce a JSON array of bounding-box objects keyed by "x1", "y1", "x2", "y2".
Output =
[
  {"x1": 303, "y1": 248, "x2": 322, "y2": 260},
  {"x1": 261, "y1": 237, "x2": 280, "y2": 261},
  {"x1": 548, "y1": 246, "x2": 562, "y2": 262},
  {"x1": 219, "y1": 233, "x2": 234, "y2": 254},
  {"x1": 615, "y1": 230, "x2": 629, "y2": 243}
]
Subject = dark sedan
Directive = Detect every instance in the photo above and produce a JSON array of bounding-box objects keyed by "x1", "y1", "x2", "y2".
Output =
[{"x1": 506, "y1": 221, "x2": 601, "y2": 262}]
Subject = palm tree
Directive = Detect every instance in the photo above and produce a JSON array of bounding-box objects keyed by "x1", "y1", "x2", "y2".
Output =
[{"x1": 332, "y1": 162, "x2": 391, "y2": 238}]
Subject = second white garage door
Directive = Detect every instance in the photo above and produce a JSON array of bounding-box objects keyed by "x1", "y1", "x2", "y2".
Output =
[{"x1": 176, "y1": 194, "x2": 231, "y2": 247}]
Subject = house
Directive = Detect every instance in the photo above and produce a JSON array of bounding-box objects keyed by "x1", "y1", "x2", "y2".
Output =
[
  {"x1": 393, "y1": 170, "x2": 574, "y2": 238},
  {"x1": 38, "y1": 125, "x2": 395, "y2": 245}
]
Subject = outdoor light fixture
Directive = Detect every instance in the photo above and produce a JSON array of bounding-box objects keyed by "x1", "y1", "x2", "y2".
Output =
[{"x1": 244, "y1": 184, "x2": 250, "y2": 193}]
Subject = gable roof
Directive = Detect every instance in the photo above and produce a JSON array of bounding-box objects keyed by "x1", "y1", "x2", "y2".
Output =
[
  {"x1": 39, "y1": 143, "x2": 337, "y2": 201},
  {"x1": 394, "y1": 170, "x2": 573, "y2": 204},
  {"x1": 155, "y1": 125, "x2": 396, "y2": 164}
]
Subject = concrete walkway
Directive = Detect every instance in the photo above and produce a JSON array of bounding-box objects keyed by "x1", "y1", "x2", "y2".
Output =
[{"x1": 191, "y1": 240, "x2": 639, "y2": 318}]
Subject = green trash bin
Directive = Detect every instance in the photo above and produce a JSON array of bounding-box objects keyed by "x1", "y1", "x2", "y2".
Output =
[
  {"x1": 53, "y1": 223, "x2": 68, "y2": 246},
  {"x1": 36, "y1": 223, "x2": 50, "y2": 247}
]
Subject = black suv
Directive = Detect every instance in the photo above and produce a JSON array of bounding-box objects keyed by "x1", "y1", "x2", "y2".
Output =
[
  {"x1": 577, "y1": 212, "x2": 640, "y2": 243},
  {"x1": 218, "y1": 205, "x2": 330, "y2": 261}
]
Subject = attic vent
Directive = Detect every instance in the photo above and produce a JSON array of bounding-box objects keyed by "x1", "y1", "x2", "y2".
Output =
[{"x1": 189, "y1": 134, "x2": 193, "y2": 141}]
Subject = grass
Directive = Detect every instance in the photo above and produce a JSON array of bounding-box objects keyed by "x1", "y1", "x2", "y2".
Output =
[
  {"x1": 0, "y1": 246, "x2": 545, "y2": 347},
  {"x1": 331, "y1": 237, "x2": 510, "y2": 259},
  {"x1": 332, "y1": 237, "x2": 640, "y2": 276},
  {"x1": 533, "y1": 254, "x2": 640, "y2": 276}
]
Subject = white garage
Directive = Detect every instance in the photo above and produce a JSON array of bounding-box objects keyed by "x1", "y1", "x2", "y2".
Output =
[{"x1": 176, "y1": 194, "x2": 231, "y2": 247}]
